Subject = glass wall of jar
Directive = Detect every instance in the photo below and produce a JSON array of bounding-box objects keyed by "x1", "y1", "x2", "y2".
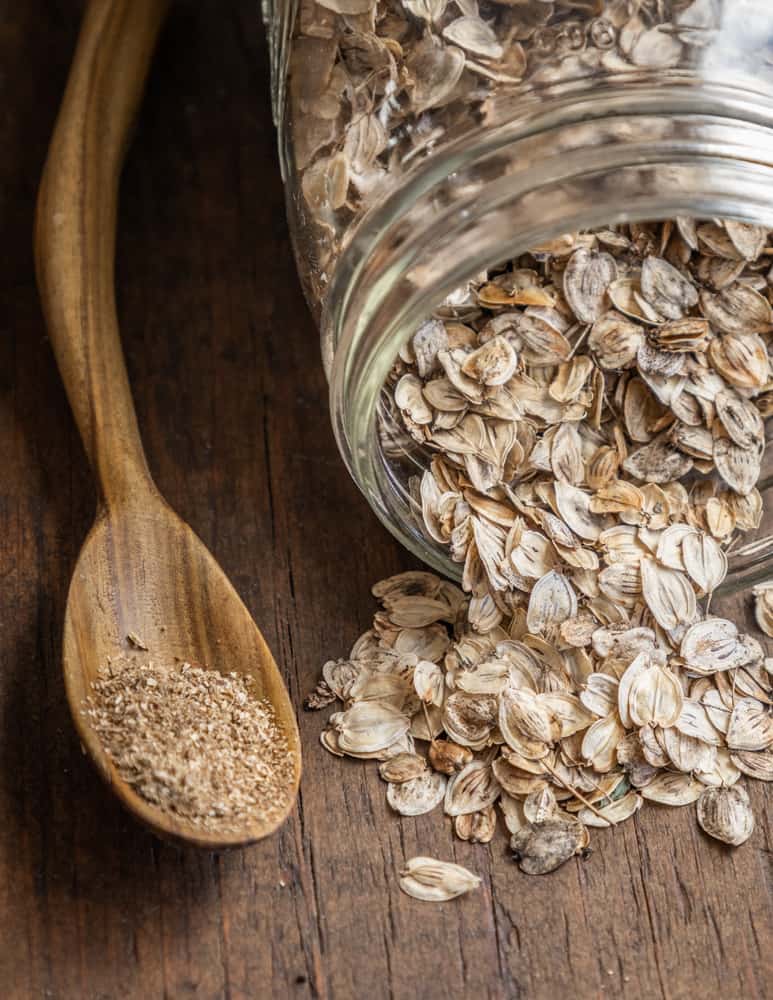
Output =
[{"x1": 263, "y1": 0, "x2": 773, "y2": 592}]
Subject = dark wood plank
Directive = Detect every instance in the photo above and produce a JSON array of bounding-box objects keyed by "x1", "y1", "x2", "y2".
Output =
[{"x1": 0, "y1": 2, "x2": 770, "y2": 998}]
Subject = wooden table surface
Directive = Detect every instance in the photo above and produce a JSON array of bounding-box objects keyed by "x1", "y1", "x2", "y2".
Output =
[{"x1": 1, "y1": 3, "x2": 770, "y2": 998}]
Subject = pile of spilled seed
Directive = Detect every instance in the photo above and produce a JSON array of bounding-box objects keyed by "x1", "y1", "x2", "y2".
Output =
[{"x1": 87, "y1": 659, "x2": 294, "y2": 830}]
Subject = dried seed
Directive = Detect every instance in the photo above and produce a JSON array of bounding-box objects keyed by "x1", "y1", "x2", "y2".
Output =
[
  {"x1": 413, "y1": 659, "x2": 445, "y2": 705},
  {"x1": 696, "y1": 785, "x2": 755, "y2": 846},
  {"x1": 564, "y1": 248, "x2": 618, "y2": 324},
  {"x1": 442, "y1": 16, "x2": 503, "y2": 59},
  {"x1": 499, "y1": 687, "x2": 554, "y2": 760},
  {"x1": 640, "y1": 558, "x2": 696, "y2": 631},
  {"x1": 589, "y1": 311, "x2": 643, "y2": 368},
  {"x1": 379, "y1": 753, "x2": 428, "y2": 783},
  {"x1": 579, "y1": 790, "x2": 642, "y2": 828},
  {"x1": 554, "y1": 483, "x2": 610, "y2": 541},
  {"x1": 387, "y1": 770, "x2": 447, "y2": 816},
  {"x1": 526, "y1": 571, "x2": 578, "y2": 635},
  {"x1": 510, "y1": 817, "x2": 587, "y2": 875},
  {"x1": 428, "y1": 739, "x2": 473, "y2": 775},
  {"x1": 623, "y1": 436, "x2": 694, "y2": 484},
  {"x1": 700, "y1": 285, "x2": 772, "y2": 336},
  {"x1": 713, "y1": 433, "x2": 762, "y2": 497},
  {"x1": 680, "y1": 618, "x2": 745, "y2": 674},
  {"x1": 444, "y1": 760, "x2": 501, "y2": 816},
  {"x1": 627, "y1": 664, "x2": 684, "y2": 729},
  {"x1": 726, "y1": 698, "x2": 773, "y2": 752},
  {"x1": 731, "y1": 749, "x2": 773, "y2": 782},
  {"x1": 581, "y1": 712, "x2": 626, "y2": 772},
  {"x1": 640, "y1": 256, "x2": 698, "y2": 320},
  {"x1": 336, "y1": 702, "x2": 411, "y2": 754},
  {"x1": 454, "y1": 806, "x2": 497, "y2": 843},
  {"x1": 754, "y1": 584, "x2": 773, "y2": 638},
  {"x1": 399, "y1": 856, "x2": 481, "y2": 901},
  {"x1": 640, "y1": 772, "x2": 704, "y2": 806},
  {"x1": 681, "y1": 532, "x2": 727, "y2": 593}
]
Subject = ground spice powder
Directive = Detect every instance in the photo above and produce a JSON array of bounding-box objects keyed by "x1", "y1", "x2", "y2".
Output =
[{"x1": 87, "y1": 658, "x2": 294, "y2": 830}]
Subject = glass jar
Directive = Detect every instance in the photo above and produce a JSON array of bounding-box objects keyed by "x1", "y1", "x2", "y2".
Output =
[{"x1": 263, "y1": 0, "x2": 773, "y2": 593}]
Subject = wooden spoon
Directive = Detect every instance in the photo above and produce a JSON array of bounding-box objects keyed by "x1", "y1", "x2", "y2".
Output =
[{"x1": 34, "y1": 0, "x2": 301, "y2": 848}]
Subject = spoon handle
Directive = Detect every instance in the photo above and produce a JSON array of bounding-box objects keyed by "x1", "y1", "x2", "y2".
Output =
[{"x1": 35, "y1": 0, "x2": 168, "y2": 507}]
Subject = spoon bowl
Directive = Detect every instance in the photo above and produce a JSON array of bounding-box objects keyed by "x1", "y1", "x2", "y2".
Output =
[
  {"x1": 66, "y1": 500, "x2": 301, "y2": 847},
  {"x1": 35, "y1": 0, "x2": 300, "y2": 847}
]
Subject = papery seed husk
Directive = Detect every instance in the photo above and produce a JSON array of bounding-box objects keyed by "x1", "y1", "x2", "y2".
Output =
[
  {"x1": 674, "y1": 699, "x2": 723, "y2": 746},
  {"x1": 444, "y1": 760, "x2": 501, "y2": 816},
  {"x1": 510, "y1": 817, "x2": 587, "y2": 875},
  {"x1": 499, "y1": 687, "x2": 553, "y2": 760},
  {"x1": 656, "y1": 523, "x2": 694, "y2": 571},
  {"x1": 442, "y1": 16, "x2": 503, "y2": 58},
  {"x1": 696, "y1": 747, "x2": 741, "y2": 788},
  {"x1": 563, "y1": 248, "x2": 617, "y2": 324},
  {"x1": 538, "y1": 692, "x2": 595, "y2": 738},
  {"x1": 510, "y1": 530, "x2": 557, "y2": 579},
  {"x1": 589, "y1": 311, "x2": 643, "y2": 368},
  {"x1": 680, "y1": 618, "x2": 745, "y2": 673},
  {"x1": 336, "y1": 701, "x2": 411, "y2": 754},
  {"x1": 322, "y1": 657, "x2": 365, "y2": 700},
  {"x1": 492, "y1": 755, "x2": 548, "y2": 797},
  {"x1": 454, "y1": 658, "x2": 510, "y2": 695},
  {"x1": 523, "y1": 785, "x2": 560, "y2": 824},
  {"x1": 461, "y1": 335, "x2": 518, "y2": 386},
  {"x1": 640, "y1": 771, "x2": 704, "y2": 806},
  {"x1": 406, "y1": 39, "x2": 467, "y2": 113},
  {"x1": 379, "y1": 752, "x2": 428, "y2": 783},
  {"x1": 627, "y1": 664, "x2": 684, "y2": 728},
  {"x1": 640, "y1": 558, "x2": 696, "y2": 631},
  {"x1": 442, "y1": 692, "x2": 498, "y2": 749},
  {"x1": 639, "y1": 724, "x2": 670, "y2": 768},
  {"x1": 581, "y1": 673, "x2": 620, "y2": 718},
  {"x1": 715, "y1": 389, "x2": 764, "y2": 449},
  {"x1": 731, "y1": 749, "x2": 773, "y2": 781},
  {"x1": 623, "y1": 436, "x2": 694, "y2": 484},
  {"x1": 412, "y1": 319, "x2": 449, "y2": 378},
  {"x1": 700, "y1": 285, "x2": 772, "y2": 336},
  {"x1": 454, "y1": 805, "x2": 497, "y2": 843},
  {"x1": 554, "y1": 483, "x2": 610, "y2": 541},
  {"x1": 681, "y1": 532, "x2": 727, "y2": 593},
  {"x1": 726, "y1": 698, "x2": 773, "y2": 752},
  {"x1": 662, "y1": 726, "x2": 716, "y2": 773},
  {"x1": 640, "y1": 256, "x2": 698, "y2": 320},
  {"x1": 413, "y1": 659, "x2": 445, "y2": 705},
  {"x1": 428, "y1": 738, "x2": 473, "y2": 775},
  {"x1": 526, "y1": 570, "x2": 578, "y2": 635},
  {"x1": 399, "y1": 856, "x2": 481, "y2": 901},
  {"x1": 696, "y1": 785, "x2": 755, "y2": 846},
  {"x1": 581, "y1": 712, "x2": 626, "y2": 772},
  {"x1": 709, "y1": 333, "x2": 770, "y2": 391},
  {"x1": 551, "y1": 422, "x2": 584, "y2": 485},
  {"x1": 724, "y1": 220, "x2": 768, "y2": 260},
  {"x1": 579, "y1": 790, "x2": 642, "y2": 828},
  {"x1": 387, "y1": 770, "x2": 447, "y2": 816},
  {"x1": 713, "y1": 433, "x2": 762, "y2": 497}
]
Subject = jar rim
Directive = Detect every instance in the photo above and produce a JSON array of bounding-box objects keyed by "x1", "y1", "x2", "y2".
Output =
[{"x1": 324, "y1": 79, "x2": 773, "y2": 591}]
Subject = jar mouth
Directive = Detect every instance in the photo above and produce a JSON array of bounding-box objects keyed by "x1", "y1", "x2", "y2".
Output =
[{"x1": 324, "y1": 79, "x2": 773, "y2": 591}]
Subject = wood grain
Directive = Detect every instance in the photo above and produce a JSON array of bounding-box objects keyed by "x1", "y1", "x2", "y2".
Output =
[
  {"x1": 1, "y1": 0, "x2": 770, "y2": 996},
  {"x1": 33, "y1": 0, "x2": 300, "y2": 847}
]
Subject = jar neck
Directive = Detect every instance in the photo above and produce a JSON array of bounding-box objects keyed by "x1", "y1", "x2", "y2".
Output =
[{"x1": 324, "y1": 79, "x2": 773, "y2": 575}]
